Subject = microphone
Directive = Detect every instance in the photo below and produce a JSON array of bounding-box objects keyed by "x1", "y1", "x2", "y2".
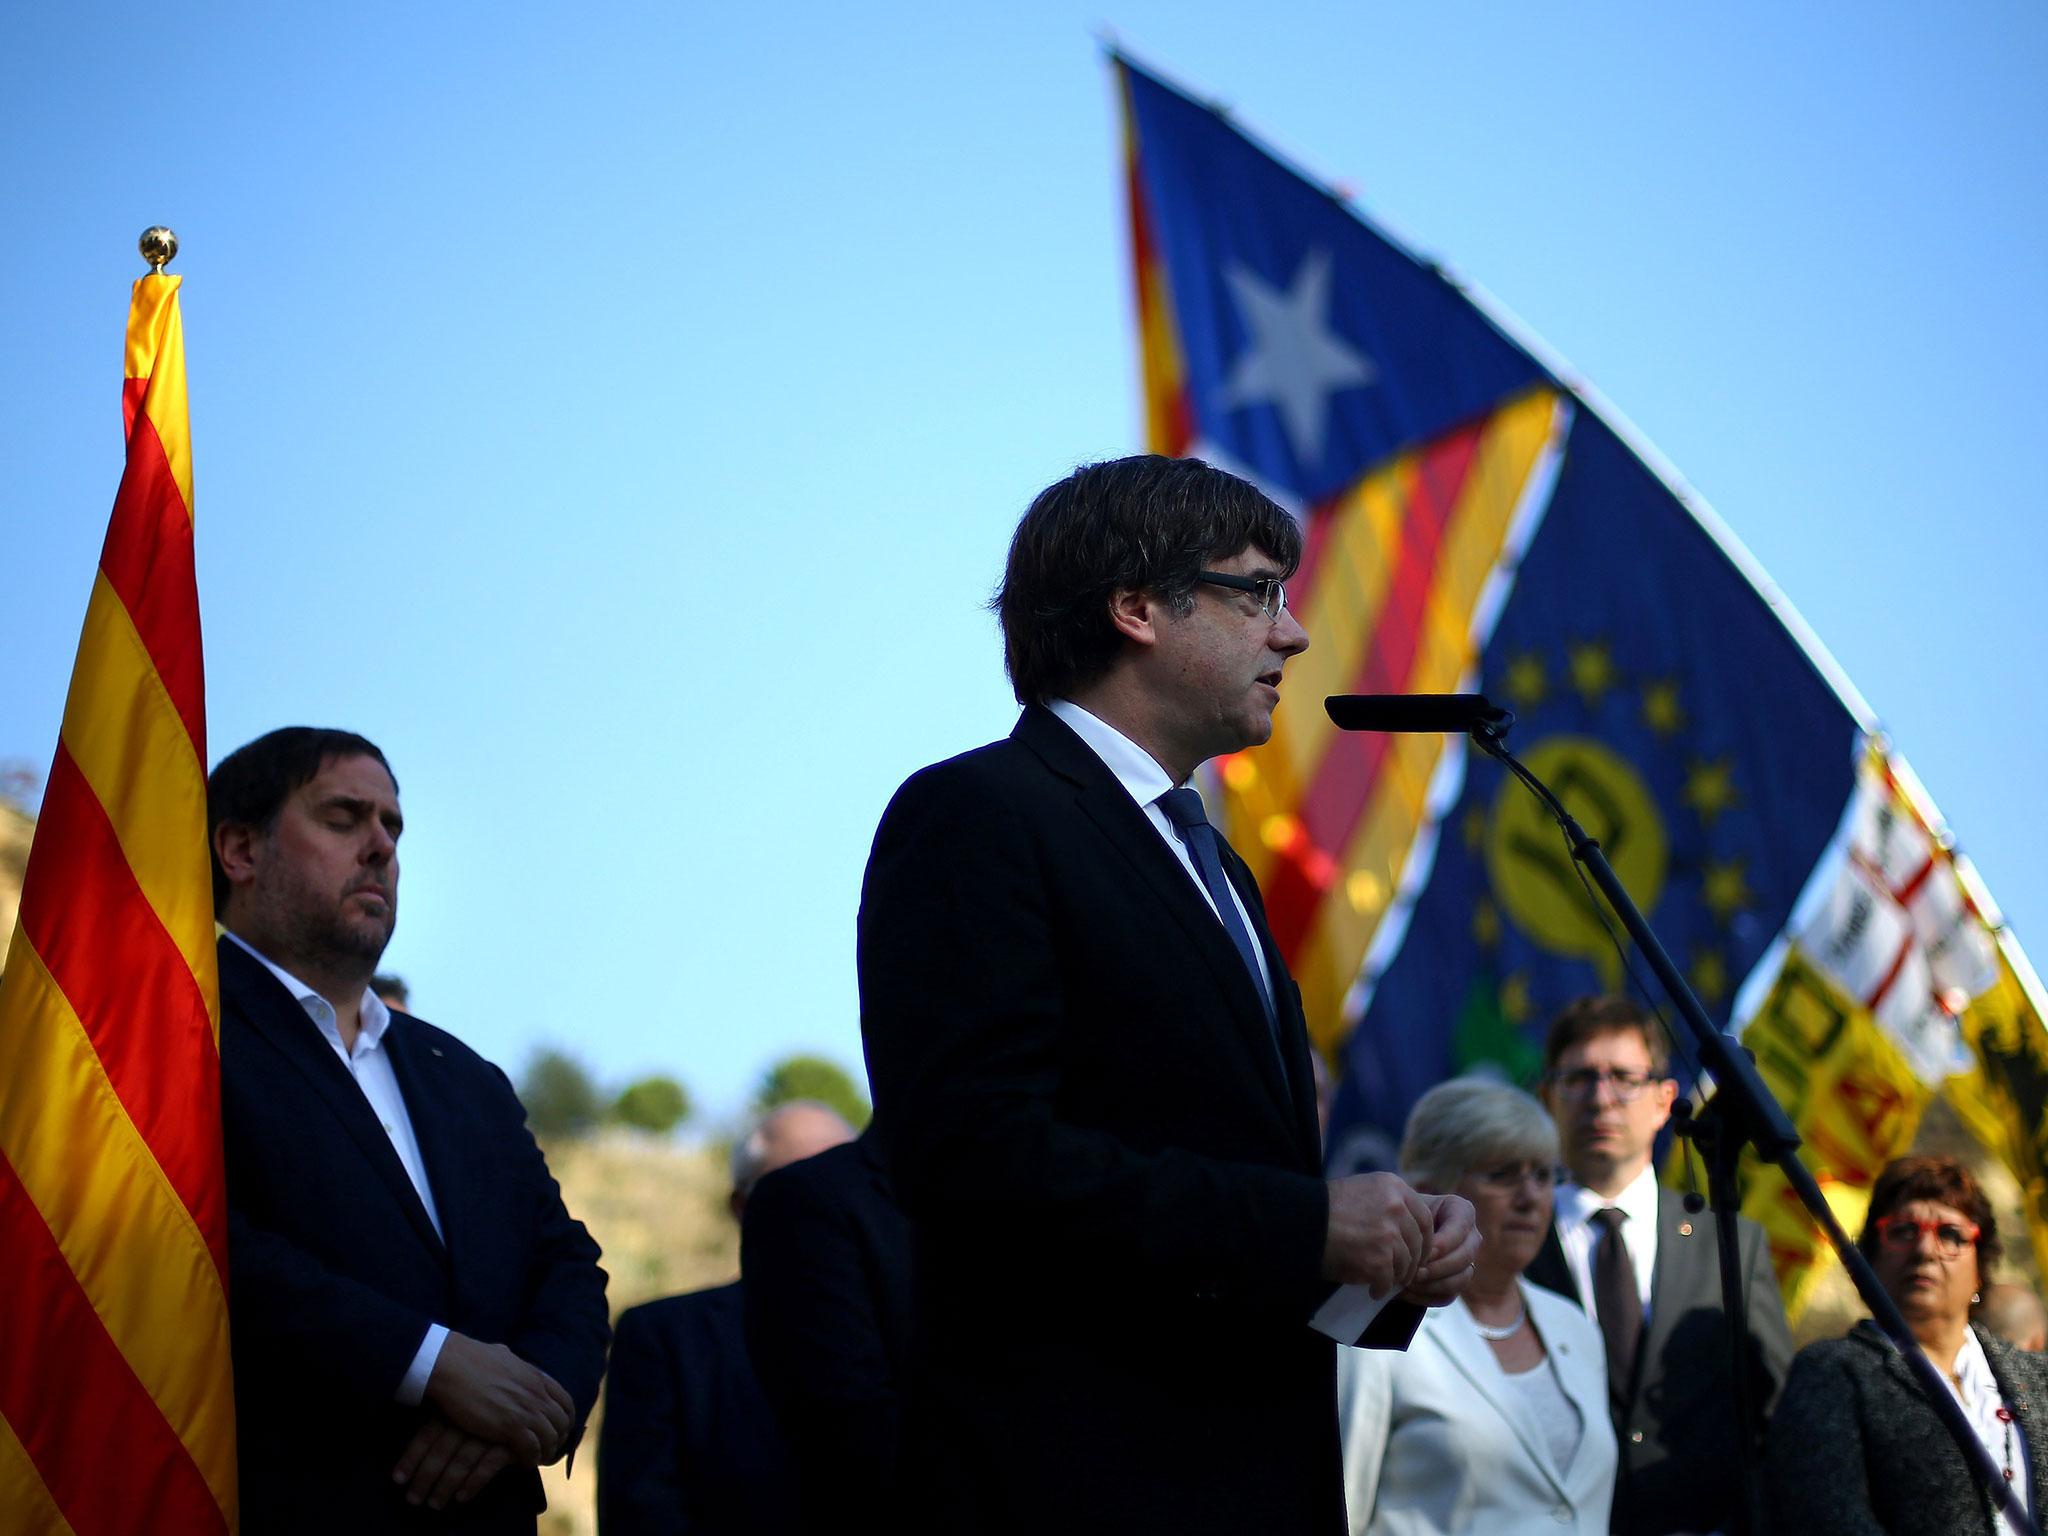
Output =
[{"x1": 1323, "y1": 693, "x2": 1514, "y2": 736}]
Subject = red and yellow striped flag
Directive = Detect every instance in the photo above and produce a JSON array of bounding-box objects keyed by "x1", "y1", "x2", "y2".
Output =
[{"x1": 0, "y1": 266, "x2": 236, "y2": 1532}]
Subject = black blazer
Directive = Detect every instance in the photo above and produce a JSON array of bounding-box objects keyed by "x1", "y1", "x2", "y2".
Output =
[
  {"x1": 218, "y1": 938, "x2": 611, "y2": 1534},
  {"x1": 599, "y1": 1281, "x2": 797, "y2": 1536},
  {"x1": 858, "y1": 706, "x2": 1417, "y2": 1536},
  {"x1": 1765, "y1": 1320, "x2": 2048, "y2": 1536},
  {"x1": 1526, "y1": 1186, "x2": 1793, "y2": 1536},
  {"x1": 739, "y1": 1136, "x2": 914, "y2": 1534}
]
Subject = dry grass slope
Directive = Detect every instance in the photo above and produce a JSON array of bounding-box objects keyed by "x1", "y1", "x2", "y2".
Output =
[{"x1": 538, "y1": 1130, "x2": 742, "y2": 1536}]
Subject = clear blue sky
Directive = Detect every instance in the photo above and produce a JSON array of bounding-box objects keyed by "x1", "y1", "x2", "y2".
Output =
[{"x1": 5, "y1": 3, "x2": 2043, "y2": 1123}]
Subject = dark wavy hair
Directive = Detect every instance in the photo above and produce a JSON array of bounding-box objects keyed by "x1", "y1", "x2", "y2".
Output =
[
  {"x1": 207, "y1": 727, "x2": 394, "y2": 911},
  {"x1": 993, "y1": 455, "x2": 1302, "y2": 706},
  {"x1": 1857, "y1": 1155, "x2": 2001, "y2": 1275}
]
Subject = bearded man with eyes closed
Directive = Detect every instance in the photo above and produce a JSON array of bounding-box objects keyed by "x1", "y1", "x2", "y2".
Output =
[{"x1": 210, "y1": 726, "x2": 609, "y2": 1534}]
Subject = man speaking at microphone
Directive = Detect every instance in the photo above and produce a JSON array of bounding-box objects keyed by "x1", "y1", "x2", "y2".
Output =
[{"x1": 858, "y1": 455, "x2": 1478, "y2": 1535}]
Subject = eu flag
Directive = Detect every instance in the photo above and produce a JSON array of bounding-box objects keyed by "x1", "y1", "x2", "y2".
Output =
[{"x1": 1328, "y1": 414, "x2": 1858, "y2": 1167}]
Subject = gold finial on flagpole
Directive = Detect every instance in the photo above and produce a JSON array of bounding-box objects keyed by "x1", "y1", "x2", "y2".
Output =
[{"x1": 139, "y1": 227, "x2": 179, "y2": 273}]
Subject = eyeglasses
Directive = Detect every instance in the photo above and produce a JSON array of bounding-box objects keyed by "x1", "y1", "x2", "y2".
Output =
[
  {"x1": 1544, "y1": 1067, "x2": 1664, "y2": 1103},
  {"x1": 1873, "y1": 1215, "x2": 1981, "y2": 1259},
  {"x1": 1196, "y1": 570, "x2": 1290, "y2": 620},
  {"x1": 1472, "y1": 1162, "x2": 1566, "y2": 1193}
]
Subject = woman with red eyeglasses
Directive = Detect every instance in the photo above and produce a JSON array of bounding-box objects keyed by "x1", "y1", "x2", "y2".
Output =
[{"x1": 1765, "y1": 1155, "x2": 2048, "y2": 1535}]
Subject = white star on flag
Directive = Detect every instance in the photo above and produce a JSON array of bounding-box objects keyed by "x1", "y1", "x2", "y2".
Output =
[{"x1": 1219, "y1": 247, "x2": 1375, "y2": 466}]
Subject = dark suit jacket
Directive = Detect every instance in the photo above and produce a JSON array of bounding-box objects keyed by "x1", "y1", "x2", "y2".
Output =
[
  {"x1": 1765, "y1": 1320, "x2": 2048, "y2": 1536},
  {"x1": 599, "y1": 1281, "x2": 796, "y2": 1536},
  {"x1": 1527, "y1": 1186, "x2": 1793, "y2": 1536},
  {"x1": 218, "y1": 938, "x2": 611, "y2": 1534},
  {"x1": 858, "y1": 706, "x2": 1418, "y2": 1536},
  {"x1": 739, "y1": 1135, "x2": 914, "y2": 1534}
]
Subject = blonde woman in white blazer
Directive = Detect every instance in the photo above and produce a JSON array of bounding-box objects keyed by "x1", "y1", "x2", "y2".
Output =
[{"x1": 1338, "y1": 1079, "x2": 1617, "y2": 1536}]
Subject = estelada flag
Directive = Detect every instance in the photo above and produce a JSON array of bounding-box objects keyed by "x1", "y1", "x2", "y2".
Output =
[
  {"x1": 0, "y1": 267, "x2": 237, "y2": 1531},
  {"x1": 1115, "y1": 53, "x2": 1858, "y2": 1164},
  {"x1": 1117, "y1": 50, "x2": 2048, "y2": 1311}
]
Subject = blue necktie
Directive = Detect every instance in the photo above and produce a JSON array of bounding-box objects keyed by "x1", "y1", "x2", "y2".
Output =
[{"x1": 1157, "y1": 788, "x2": 1281, "y2": 1052}]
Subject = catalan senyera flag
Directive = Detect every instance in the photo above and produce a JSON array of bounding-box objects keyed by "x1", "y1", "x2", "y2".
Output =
[
  {"x1": 0, "y1": 270, "x2": 236, "y2": 1532},
  {"x1": 1116, "y1": 51, "x2": 2048, "y2": 1309}
]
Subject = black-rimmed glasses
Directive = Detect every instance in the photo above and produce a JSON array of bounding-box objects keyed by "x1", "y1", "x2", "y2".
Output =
[
  {"x1": 1543, "y1": 1067, "x2": 1664, "y2": 1103},
  {"x1": 1196, "y1": 570, "x2": 1289, "y2": 620}
]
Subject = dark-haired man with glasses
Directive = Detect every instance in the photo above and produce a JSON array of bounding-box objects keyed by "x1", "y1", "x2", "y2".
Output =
[
  {"x1": 1527, "y1": 995, "x2": 1793, "y2": 1536},
  {"x1": 859, "y1": 454, "x2": 1479, "y2": 1536}
]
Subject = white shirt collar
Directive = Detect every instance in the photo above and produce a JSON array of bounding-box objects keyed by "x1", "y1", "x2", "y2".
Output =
[
  {"x1": 1955, "y1": 1327, "x2": 2002, "y2": 1403},
  {"x1": 1046, "y1": 699, "x2": 1182, "y2": 806},
  {"x1": 1557, "y1": 1160, "x2": 1661, "y2": 1231},
  {"x1": 223, "y1": 929, "x2": 392, "y2": 1052}
]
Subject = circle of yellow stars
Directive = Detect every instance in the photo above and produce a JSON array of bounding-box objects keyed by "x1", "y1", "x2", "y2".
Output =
[{"x1": 1469, "y1": 642, "x2": 1754, "y2": 1017}]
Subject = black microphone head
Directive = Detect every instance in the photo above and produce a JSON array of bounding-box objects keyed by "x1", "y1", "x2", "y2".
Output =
[{"x1": 1324, "y1": 693, "x2": 1513, "y2": 735}]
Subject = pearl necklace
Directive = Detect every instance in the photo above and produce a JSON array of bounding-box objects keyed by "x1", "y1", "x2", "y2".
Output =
[{"x1": 1472, "y1": 1301, "x2": 1526, "y2": 1342}]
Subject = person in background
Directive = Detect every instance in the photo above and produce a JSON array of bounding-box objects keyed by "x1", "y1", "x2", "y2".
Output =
[
  {"x1": 372, "y1": 972, "x2": 410, "y2": 1011},
  {"x1": 599, "y1": 1101, "x2": 854, "y2": 1536},
  {"x1": 1526, "y1": 995, "x2": 1792, "y2": 1536},
  {"x1": 210, "y1": 727, "x2": 609, "y2": 1532},
  {"x1": 740, "y1": 1122, "x2": 914, "y2": 1535},
  {"x1": 1979, "y1": 1282, "x2": 2048, "y2": 1354},
  {"x1": 1766, "y1": 1155, "x2": 2048, "y2": 1536},
  {"x1": 1339, "y1": 1079, "x2": 1615, "y2": 1535}
]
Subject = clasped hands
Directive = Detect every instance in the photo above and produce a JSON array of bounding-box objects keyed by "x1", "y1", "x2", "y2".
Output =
[
  {"x1": 1322, "y1": 1172, "x2": 1481, "y2": 1304},
  {"x1": 391, "y1": 1332, "x2": 576, "y2": 1511}
]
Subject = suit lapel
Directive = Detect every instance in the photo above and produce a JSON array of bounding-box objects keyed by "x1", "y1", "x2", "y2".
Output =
[
  {"x1": 1225, "y1": 841, "x2": 1323, "y2": 1162},
  {"x1": 1978, "y1": 1329, "x2": 2048, "y2": 1508},
  {"x1": 385, "y1": 1018, "x2": 462, "y2": 1267},
  {"x1": 1534, "y1": 1287, "x2": 1609, "y2": 1485},
  {"x1": 1426, "y1": 1300, "x2": 1573, "y2": 1501},
  {"x1": 1017, "y1": 708, "x2": 1297, "y2": 1127},
  {"x1": 219, "y1": 939, "x2": 447, "y2": 1259},
  {"x1": 1527, "y1": 1222, "x2": 1582, "y2": 1308},
  {"x1": 1638, "y1": 1190, "x2": 1694, "y2": 1397}
]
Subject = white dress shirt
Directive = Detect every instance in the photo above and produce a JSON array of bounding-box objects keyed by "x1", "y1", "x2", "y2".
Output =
[
  {"x1": 1046, "y1": 698, "x2": 1274, "y2": 1000},
  {"x1": 224, "y1": 931, "x2": 448, "y2": 1402},
  {"x1": 1554, "y1": 1164, "x2": 1660, "y2": 1326}
]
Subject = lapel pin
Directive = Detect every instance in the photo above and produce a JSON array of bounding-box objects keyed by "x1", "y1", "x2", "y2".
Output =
[
  {"x1": 430, "y1": 1047, "x2": 445, "y2": 1058},
  {"x1": 1678, "y1": 1222, "x2": 1694, "y2": 1237}
]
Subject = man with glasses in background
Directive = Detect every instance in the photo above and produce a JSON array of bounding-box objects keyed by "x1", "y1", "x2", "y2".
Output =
[{"x1": 1528, "y1": 994, "x2": 1794, "y2": 1536}]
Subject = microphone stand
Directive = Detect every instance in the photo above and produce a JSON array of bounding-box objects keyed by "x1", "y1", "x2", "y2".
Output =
[{"x1": 1463, "y1": 711, "x2": 2037, "y2": 1536}]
